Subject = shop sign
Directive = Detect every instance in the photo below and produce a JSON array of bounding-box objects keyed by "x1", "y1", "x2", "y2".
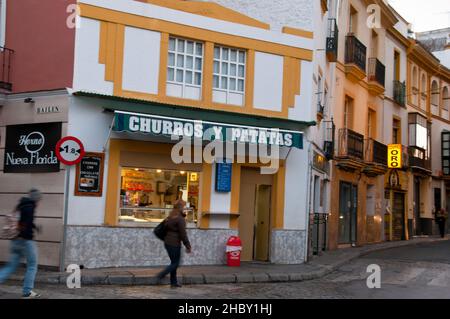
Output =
[
  {"x1": 113, "y1": 111, "x2": 303, "y2": 149},
  {"x1": 74, "y1": 152, "x2": 105, "y2": 197},
  {"x1": 3, "y1": 122, "x2": 61, "y2": 173},
  {"x1": 387, "y1": 144, "x2": 402, "y2": 169},
  {"x1": 215, "y1": 161, "x2": 232, "y2": 193},
  {"x1": 36, "y1": 106, "x2": 61, "y2": 114}
]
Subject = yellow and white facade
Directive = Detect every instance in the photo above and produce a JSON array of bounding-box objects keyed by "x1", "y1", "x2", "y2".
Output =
[{"x1": 64, "y1": 0, "x2": 316, "y2": 268}]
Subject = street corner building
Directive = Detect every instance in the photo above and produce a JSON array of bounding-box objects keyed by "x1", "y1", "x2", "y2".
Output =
[{"x1": 0, "y1": 0, "x2": 317, "y2": 269}]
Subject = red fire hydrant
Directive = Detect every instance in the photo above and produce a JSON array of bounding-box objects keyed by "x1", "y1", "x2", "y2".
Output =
[{"x1": 226, "y1": 236, "x2": 242, "y2": 266}]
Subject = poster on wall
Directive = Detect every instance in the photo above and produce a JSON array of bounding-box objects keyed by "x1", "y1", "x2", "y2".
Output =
[
  {"x1": 215, "y1": 162, "x2": 232, "y2": 193},
  {"x1": 3, "y1": 122, "x2": 62, "y2": 173},
  {"x1": 74, "y1": 152, "x2": 105, "y2": 197}
]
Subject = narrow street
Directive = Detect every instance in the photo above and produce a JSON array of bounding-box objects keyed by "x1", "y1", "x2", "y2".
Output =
[{"x1": 1, "y1": 240, "x2": 450, "y2": 299}]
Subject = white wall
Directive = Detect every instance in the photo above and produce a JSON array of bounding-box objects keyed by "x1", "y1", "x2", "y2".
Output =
[
  {"x1": 73, "y1": 17, "x2": 114, "y2": 95},
  {"x1": 289, "y1": 60, "x2": 314, "y2": 122},
  {"x1": 253, "y1": 52, "x2": 283, "y2": 112},
  {"x1": 122, "y1": 27, "x2": 161, "y2": 94},
  {"x1": 284, "y1": 145, "x2": 309, "y2": 230},
  {"x1": 67, "y1": 97, "x2": 114, "y2": 225}
]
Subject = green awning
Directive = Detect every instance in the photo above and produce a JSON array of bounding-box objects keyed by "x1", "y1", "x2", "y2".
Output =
[{"x1": 73, "y1": 92, "x2": 316, "y2": 148}]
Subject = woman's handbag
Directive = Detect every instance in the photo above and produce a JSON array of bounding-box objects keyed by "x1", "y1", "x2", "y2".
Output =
[{"x1": 153, "y1": 218, "x2": 168, "y2": 241}]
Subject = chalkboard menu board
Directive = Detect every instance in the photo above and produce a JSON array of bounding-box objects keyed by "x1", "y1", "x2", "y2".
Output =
[
  {"x1": 75, "y1": 152, "x2": 104, "y2": 197},
  {"x1": 215, "y1": 162, "x2": 232, "y2": 193}
]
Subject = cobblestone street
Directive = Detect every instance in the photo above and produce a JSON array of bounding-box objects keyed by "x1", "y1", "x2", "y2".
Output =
[{"x1": 1, "y1": 240, "x2": 450, "y2": 299}]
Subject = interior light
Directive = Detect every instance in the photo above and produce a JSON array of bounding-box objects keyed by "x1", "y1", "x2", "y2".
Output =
[
  {"x1": 156, "y1": 169, "x2": 162, "y2": 173},
  {"x1": 180, "y1": 171, "x2": 186, "y2": 175}
]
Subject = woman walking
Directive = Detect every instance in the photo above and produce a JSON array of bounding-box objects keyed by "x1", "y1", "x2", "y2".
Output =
[
  {"x1": 436, "y1": 208, "x2": 448, "y2": 238},
  {"x1": 157, "y1": 200, "x2": 191, "y2": 288}
]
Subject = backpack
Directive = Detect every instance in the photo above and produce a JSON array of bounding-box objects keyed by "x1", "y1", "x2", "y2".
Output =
[
  {"x1": 153, "y1": 218, "x2": 168, "y2": 241},
  {"x1": 1, "y1": 209, "x2": 20, "y2": 240}
]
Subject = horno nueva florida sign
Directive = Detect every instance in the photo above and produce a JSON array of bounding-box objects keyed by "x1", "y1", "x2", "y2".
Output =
[{"x1": 113, "y1": 111, "x2": 303, "y2": 149}]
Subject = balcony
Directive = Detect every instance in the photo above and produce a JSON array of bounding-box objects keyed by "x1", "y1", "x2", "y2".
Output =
[
  {"x1": 393, "y1": 81, "x2": 406, "y2": 106},
  {"x1": 345, "y1": 35, "x2": 367, "y2": 83},
  {"x1": 0, "y1": 47, "x2": 13, "y2": 91},
  {"x1": 326, "y1": 19, "x2": 338, "y2": 62},
  {"x1": 367, "y1": 58, "x2": 385, "y2": 96},
  {"x1": 336, "y1": 128, "x2": 365, "y2": 171},
  {"x1": 363, "y1": 138, "x2": 388, "y2": 176},
  {"x1": 408, "y1": 146, "x2": 431, "y2": 174}
]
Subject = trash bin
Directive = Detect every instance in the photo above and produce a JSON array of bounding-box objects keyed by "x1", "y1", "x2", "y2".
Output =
[{"x1": 226, "y1": 236, "x2": 242, "y2": 266}]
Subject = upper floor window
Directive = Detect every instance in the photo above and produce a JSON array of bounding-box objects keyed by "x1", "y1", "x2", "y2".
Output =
[
  {"x1": 0, "y1": 0, "x2": 6, "y2": 47},
  {"x1": 392, "y1": 118, "x2": 401, "y2": 144},
  {"x1": 212, "y1": 45, "x2": 246, "y2": 106},
  {"x1": 349, "y1": 5, "x2": 358, "y2": 35},
  {"x1": 344, "y1": 95, "x2": 354, "y2": 130},
  {"x1": 167, "y1": 37, "x2": 204, "y2": 100},
  {"x1": 443, "y1": 87, "x2": 449, "y2": 112}
]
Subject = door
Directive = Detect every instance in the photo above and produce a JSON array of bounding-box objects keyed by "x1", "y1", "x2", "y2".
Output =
[
  {"x1": 392, "y1": 192, "x2": 405, "y2": 240},
  {"x1": 254, "y1": 185, "x2": 271, "y2": 261},
  {"x1": 338, "y1": 182, "x2": 358, "y2": 244},
  {"x1": 414, "y1": 178, "x2": 421, "y2": 235},
  {"x1": 238, "y1": 168, "x2": 273, "y2": 261}
]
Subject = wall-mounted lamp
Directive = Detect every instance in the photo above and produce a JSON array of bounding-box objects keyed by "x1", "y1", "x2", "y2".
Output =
[{"x1": 24, "y1": 98, "x2": 35, "y2": 104}]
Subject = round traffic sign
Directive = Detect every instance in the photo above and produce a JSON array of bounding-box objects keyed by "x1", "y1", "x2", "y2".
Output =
[{"x1": 55, "y1": 136, "x2": 85, "y2": 166}]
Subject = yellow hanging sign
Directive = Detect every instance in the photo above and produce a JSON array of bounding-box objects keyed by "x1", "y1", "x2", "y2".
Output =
[{"x1": 388, "y1": 144, "x2": 402, "y2": 169}]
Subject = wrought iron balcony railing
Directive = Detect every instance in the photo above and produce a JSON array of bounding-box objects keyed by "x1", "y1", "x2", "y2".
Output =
[
  {"x1": 338, "y1": 128, "x2": 364, "y2": 160},
  {"x1": 393, "y1": 80, "x2": 406, "y2": 106},
  {"x1": 326, "y1": 18, "x2": 338, "y2": 62},
  {"x1": 0, "y1": 47, "x2": 13, "y2": 91},
  {"x1": 365, "y1": 138, "x2": 387, "y2": 165},
  {"x1": 368, "y1": 58, "x2": 385, "y2": 87},
  {"x1": 345, "y1": 35, "x2": 366, "y2": 73}
]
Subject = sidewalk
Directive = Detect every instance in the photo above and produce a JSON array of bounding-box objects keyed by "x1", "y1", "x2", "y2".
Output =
[{"x1": 8, "y1": 237, "x2": 449, "y2": 286}]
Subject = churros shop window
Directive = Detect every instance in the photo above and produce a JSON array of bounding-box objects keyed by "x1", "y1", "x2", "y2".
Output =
[{"x1": 119, "y1": 168, "x2": 200, "y2": 226}]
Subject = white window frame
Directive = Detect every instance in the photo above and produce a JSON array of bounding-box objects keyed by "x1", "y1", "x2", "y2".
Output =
[
  {"x1": 0, "y1": 0, "x2": 6, "y2": 48},
  {"x1": 213, "y1": 45, "x2": 246, "y2": 104},
  {"x1": 167, "y1": 36, "x2": 204, "y2": 98}
]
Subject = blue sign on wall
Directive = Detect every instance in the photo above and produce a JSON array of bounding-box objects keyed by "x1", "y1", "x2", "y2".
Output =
[{"x1": 215, "y1": 162, "x2": 232, "y2": 193}]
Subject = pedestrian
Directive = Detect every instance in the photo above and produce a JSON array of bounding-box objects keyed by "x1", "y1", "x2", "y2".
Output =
[
  {"x1": 436, "y1": 208, "x2": 448, "y2": 238},
  {"x1": 156, "y1": 199, "x2": 192, "y2": 288},
  {"x1": 0, "y1": 189, "x2": 42, "y2": 298}
]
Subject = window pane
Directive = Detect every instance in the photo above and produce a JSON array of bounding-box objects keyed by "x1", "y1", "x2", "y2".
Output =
[
  {"x1": 214, "y1": 47, "x2": 220, "y2": 59},
  {"x1": 176, "y1": 69, "x2": 183, "y2": 82},
  {"x1": 196, "y1": 43, "x2": 203, "y2": 56},
  {"x1": 231, "y1": 50, "x2": 237, "y2": 62},
  {"x1": 195, "y1": 72, "x2": 202, "y2": 85},
  {"x1": 238, "y1": 79, "x2": 244, "y2": 92},
  {"x1": 187, "y1": 41, "x2": 194, "y2": 55},
  {"x1": 177, "y1": 55, "x2": 184, "y2": 68},
  {"x1": 213, "y1": 75, "x2": 219, "y2": 88},
  {"x1": 239, "y1": 51, "x2": 245, "y2": 63},
  {"x1": 230, "y1": 64, "x2": 237, "y2": 76},
  {"x1": 185, "y1": 71, "x2": 193, "y2": 84},
  {"x1": 444, "y1": 142, "x2": 450, "y2": 149},
  {"x1": 444, "y1": 133, "x2": 450, "y2": 141},
  {"x1": 169, "y1": 38, "x2": 176, "y2": 51},
  {"x1": 222, "y1": 48, "x2": 229, "y2": 60},
  {"x1": 177, "y1": 39, "x2": 185, "y2": 52},
  {"x1": 213, "y1": 61, "x2": 220, "y2": 74},
  {"x1": 222, "y1": 62, "x2": 228, "y2": 75},
  {"x1": 230, "y1": 78, "x2": 236, "y2": 91},
  {"x1": 167, "y1": 68, "x2": 175, "y2": 81},
  {"x1": 238, "y1": 65, "x2": 245, "y2": 77},
  {"x1": 221, "y1": 77, "x2": 228, "y2": 89},
  {"x1": 195, "y1": 58, "x2": 202, "y2": 71},
  {"x1": 186, "y1": 56, "x2": 193, "y2": 69},
  {"x1": 168, "y1": 53, "x2": 175, "y2": 67},
  {"x1": 444, "y1": 150, "x2": 450, "y2": 156}
]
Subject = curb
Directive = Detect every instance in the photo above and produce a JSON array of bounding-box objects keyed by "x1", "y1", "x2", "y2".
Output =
[{"x1": 8, "y1": 237, "x2": 449, "y2": 286}]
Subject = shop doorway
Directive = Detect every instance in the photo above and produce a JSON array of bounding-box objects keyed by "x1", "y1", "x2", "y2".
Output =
[
  {"x1": 413, "y1": 178, "x2": 421, "y2": 236},
  {"x1": 338, "y1": 182, "x2": 358, "y2": 245},
  {"x1": 392, "y1": 192, "x2": 406, "y2": 240},
  {"x1": 238, "y1": 167, "x2": 273, "y2": 261}
]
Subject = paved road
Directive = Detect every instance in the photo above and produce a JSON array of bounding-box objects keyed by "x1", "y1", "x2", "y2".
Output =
[{"x1": 1, "y1": 240, "x2": 450, "y2": 299}]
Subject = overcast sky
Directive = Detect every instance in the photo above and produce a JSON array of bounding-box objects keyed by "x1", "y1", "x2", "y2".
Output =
[{"x1": 388, "y1": 0, "x2": 450, "y2": 32}]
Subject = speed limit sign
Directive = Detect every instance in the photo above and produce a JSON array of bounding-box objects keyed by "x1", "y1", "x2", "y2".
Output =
[{"x1": 55, "y1": 136, "x2": 85, "y2": 166}]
